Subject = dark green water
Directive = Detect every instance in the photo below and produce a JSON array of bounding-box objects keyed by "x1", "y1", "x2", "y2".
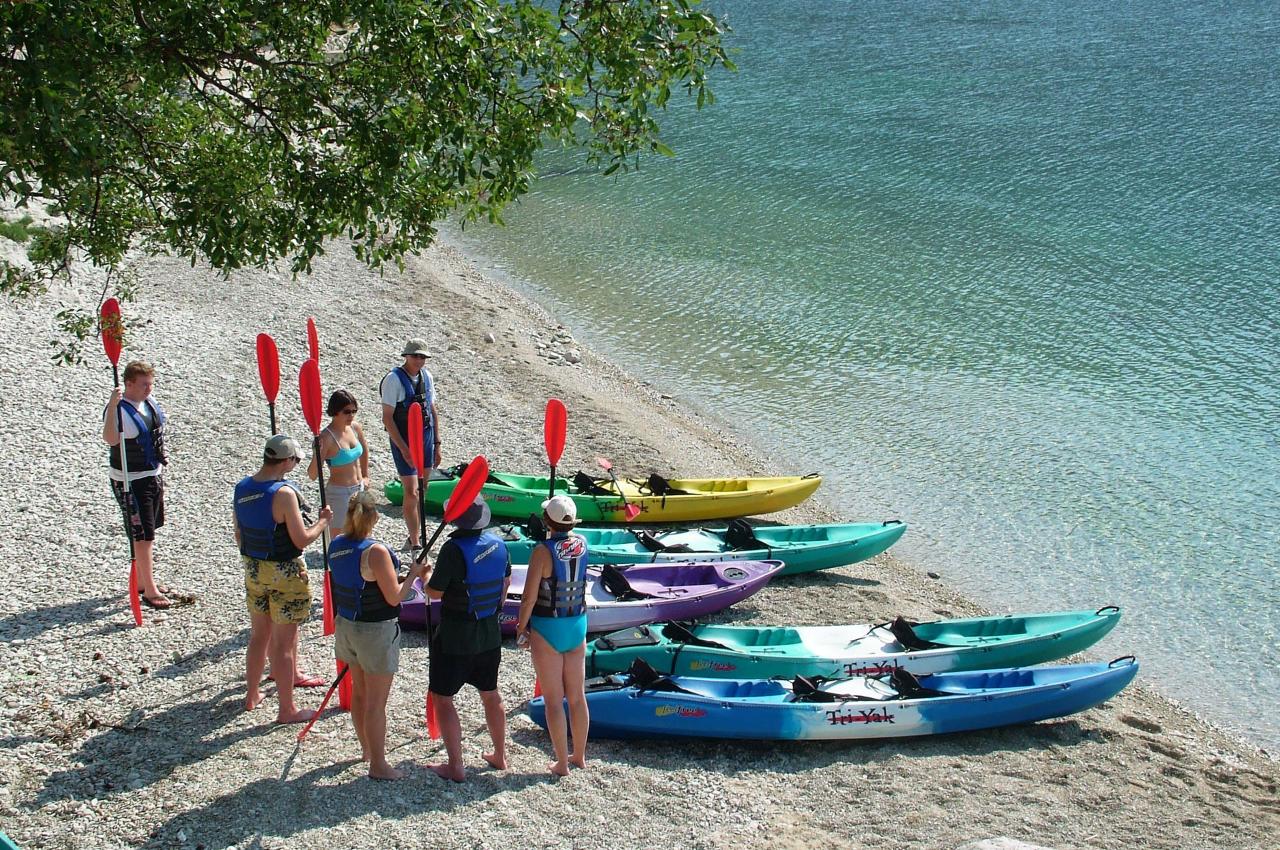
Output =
[{"x1": 449, "y1": 1, "x2": 1280, "y2": 747}]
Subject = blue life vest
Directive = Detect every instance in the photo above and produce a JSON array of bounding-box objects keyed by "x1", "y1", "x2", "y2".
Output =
[
  {"x1": 328, "y1": 536, "x2": 402, "y2": 622},
  {"x1": 533, "y1": 532, "x2": 588, "y2": 618},
  {"x1": 440, "y1": 531, "x2": 509, "y2": 620},
  {"x1": 382, "y1": 367, "x2": 435, "y2": 466},
  {"x1": 109, "y1": 398, "x2": 167, "y2": 473},
  {"x1": 234, "y1": 477, "x2": 303, "y2": 561}
]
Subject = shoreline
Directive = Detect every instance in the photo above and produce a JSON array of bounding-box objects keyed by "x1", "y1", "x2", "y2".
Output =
[{"x1": 1, "y1": 237, "x2": 1277, "y2": 848}]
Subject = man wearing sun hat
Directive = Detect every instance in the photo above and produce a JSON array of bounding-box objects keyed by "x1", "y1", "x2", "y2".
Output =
[
  {"x1": 234, "y1": 434, "x2": 333, "y2": 723},
  {"x1": 420, "y1": 495, "x2": 511, "y2": 782},
  {"x1": 380, "y1": 338, "x2": 441, "y2": 558}
]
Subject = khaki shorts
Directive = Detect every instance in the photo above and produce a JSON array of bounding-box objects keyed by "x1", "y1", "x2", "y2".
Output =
[
  {"x1": 243, "y1": 556, "x2": 311, "y2": 625},
  {"x1": 335, "y1": 617, "x2": 401, "y2": 675}
]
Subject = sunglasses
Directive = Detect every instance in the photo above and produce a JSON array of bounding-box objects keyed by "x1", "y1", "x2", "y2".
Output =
[{"x1": 408, "y1": 353, "x2": 428, "y2": 360}]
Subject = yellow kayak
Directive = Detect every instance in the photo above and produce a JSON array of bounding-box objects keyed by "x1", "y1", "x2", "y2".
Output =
[{"x1": 423, "y1": 467, "x2": 822, "y2": 523}]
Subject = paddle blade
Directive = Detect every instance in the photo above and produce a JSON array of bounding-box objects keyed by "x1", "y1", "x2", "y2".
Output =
[
  {"x1": 337, "y1": 661, "x2": 352, "y2": 710},
  {"x1": 322, "y1": 572, "x2": 335, "y2": 636},
  {"x1": 533, "y1": 677, "x2": 541, "y2": 698},
  {"x1": 407, "y1": 403, "x2": 426, "y2": 477},
  {"x1": 100, "y1": 298, "x2": 124, "y2": 367},
  {"x1": 128, "y1": 561, "x2": 142, "y2": 626},
  {"x1": 426, "y1": 693, "x2": 441, "y2": 738},
  {"x1": 595, "y1": 456, "x2": 613, "y2": 472},
  {"x1": 544, "y1": 399, "x2": 567, "y2": 467},
  {"x1": 624, "y1": 503, "x2": 642, "y2": 521},
  {"x1": 443, "y1": 455, "x2": 490, "y2": 522},
  {"x1": 255, "y1": 334, "x2": 280, "y2": 403},
  {"x1": 306, "y1": 317, "x2": 320, "y2": 362},
  {"x1": 298, "y1": 358, "x2": 323, "y2": 436}
]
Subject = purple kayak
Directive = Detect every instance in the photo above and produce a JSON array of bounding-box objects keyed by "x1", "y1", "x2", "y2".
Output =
[{"x1": 399, "y1": 560, "x2": 783, "y2": 634}]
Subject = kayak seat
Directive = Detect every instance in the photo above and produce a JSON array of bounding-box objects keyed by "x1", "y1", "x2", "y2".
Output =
[
  {"x1": 629, "y1": 529, "x2": 697, "y2": 554},
  {"x1": 944, "y1": 669, "x2": 1036, "y2": 692},
  {"x1": 742, "y1": 627, "x2": 802, "y2": 648},
  {"x1": 929, "y1": 617, "x2": 1029, "y2": 643},
  {"x1": 572, "y1": 471, "x2": 616, "y2": 496},
  {"x1": 660, "y1": 621, "x2": 731, "y2": 650},
  {"x1": 717, "y1": 679, "x2": 783, "y2": 700},
  {"x1": 598, "y1": 564, "x2": 654, "y2": 601}
]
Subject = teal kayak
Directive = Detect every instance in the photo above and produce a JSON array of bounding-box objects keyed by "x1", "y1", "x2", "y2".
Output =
[
  {"x1": 585, "y1": 607, "x2": 1122, "y2": 679},
  {"x1": 499, "y1": 520, "x2": 906, "y2": 576}
]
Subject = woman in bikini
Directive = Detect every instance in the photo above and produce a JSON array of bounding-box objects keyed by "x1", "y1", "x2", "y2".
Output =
[
  {"x1": 307, "y1": 389, "x2": 370, "y2": 534},
  {"x1": 514, "y1": 495, "x2": 590, "y2": 777}
]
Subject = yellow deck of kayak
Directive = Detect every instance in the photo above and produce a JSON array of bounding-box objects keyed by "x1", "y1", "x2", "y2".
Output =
[{"x1": 601, "y1": 475, "x2": 821, "y2": 522}]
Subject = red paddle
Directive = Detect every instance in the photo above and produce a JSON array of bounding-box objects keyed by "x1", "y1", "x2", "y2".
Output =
[
  {"x1": 255, "y1": 333, "x2": 280, "y2": 434},
  {"x1": 306, "y1": 317, "x2": 320, "y2": 363},
  {"x1": 597, "y1": 457, "x2": 642, "y2": 521},
  {"x1": 299, "y1": 359, "x2": 347, "y2": 707},
  {"x1": 544, "y1": 399, "x2": 567, "y2": 499},
  {"x1": 297, "y1": 453, "x2": 492, "y2": 743},
  {"x1": 100, "y1": 299, "x2": 143, "y2": 627}
]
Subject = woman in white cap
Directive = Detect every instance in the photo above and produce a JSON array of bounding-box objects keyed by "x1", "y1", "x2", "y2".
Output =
[{"x1": 514, "y1": 494, "x2": 590, "y2": 776}]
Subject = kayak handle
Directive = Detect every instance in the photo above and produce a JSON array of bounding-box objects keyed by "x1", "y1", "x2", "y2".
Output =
[
  {"x1": 1108, "y1": 655, "x2": 1137, "y2": 668},
  {"x1": 882, "y1": 519, "x2": 904, "y2": 526},
  {"x1": 1095, "y1": 605, "x2": 1121, "y2": 616},
  {"x1": 802, "y1": 472, "x2": 821, "y2": 479}
]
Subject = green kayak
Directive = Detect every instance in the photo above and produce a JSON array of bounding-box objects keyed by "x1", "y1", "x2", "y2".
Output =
[
  {"x1": 498, "y1": 520, "x2": 906, "y2": 576},
  {"x1": 585, "y1": 607, "x2": 1123, "y2": 679}
]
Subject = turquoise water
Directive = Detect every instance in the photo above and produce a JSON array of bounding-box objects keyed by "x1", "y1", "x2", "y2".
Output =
[{"x1": 448, "y1": 1, "x2": 1280, "y2": 747}]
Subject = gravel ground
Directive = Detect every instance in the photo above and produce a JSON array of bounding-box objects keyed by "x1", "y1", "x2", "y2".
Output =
[{"x1": 0, "y1": 236, "x2": 1277, "y2": 850}]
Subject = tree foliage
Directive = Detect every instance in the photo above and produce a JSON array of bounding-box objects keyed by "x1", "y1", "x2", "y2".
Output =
[{"x1": 0, "y1": 0, "x2": 731, "y2": 350}]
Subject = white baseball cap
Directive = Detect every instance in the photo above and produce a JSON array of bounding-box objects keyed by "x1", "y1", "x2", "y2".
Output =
[{"x1": 541, "y1": 494, "x2": 578, "y2": 525}]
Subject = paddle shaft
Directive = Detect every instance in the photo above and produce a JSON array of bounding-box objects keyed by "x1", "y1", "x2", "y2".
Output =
[
  {"x1": 109, "y1": 366, "x2": 137, "y2": 562},
  {"x1": 312, "y1": 435, "x2": 331, "y2": 572},
  {"x1": 296, "y1": 664, "x2": 350, "y2": 742},
  {"x1": 268, "y1": 403, "x2": 277, "y2": 435}
]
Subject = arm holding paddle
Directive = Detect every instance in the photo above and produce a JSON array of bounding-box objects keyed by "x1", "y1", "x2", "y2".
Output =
[
  {"x1": 306, "y1": 430, "x2": 336, "y2": 481},
  {"x1": 430, "y1": 400, "x2": 442, "y2": 467},
  {"x1": 277, "y1": 486, "x2": 332, "y2": 548},
  {"x1": 368, "y1": 543, "x2": 428, "y2": 606},
  {"x1": 102, "y1": 386, "x2": 124, "y2": 444}
]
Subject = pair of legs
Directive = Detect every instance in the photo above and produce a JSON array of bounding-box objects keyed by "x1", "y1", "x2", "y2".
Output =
[
  {"x1": 245, "y1": 615, "x2": 314, "y2": 723},
  {"x1": 529, "y1": 632, "x2": 589, "y2": 777},
  {"x1": 133, "y1": 539, "x2": 168, "y2": 607},
  {"x1": 114, "y1": 477, "x2": 169, "y2": 606},
  {"x1": 349, "y1": 665, "x2": 401, "y2": 780},
  {"x1": 428, "y1": 689, "x2": 507, "y2": 783},
  {"x1": 400, "y1": 473, "x2": 420, "y2": 548}
]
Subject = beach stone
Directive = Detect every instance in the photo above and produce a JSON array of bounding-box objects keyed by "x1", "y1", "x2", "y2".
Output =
[
  {"x1": 483, "y1": 331, "x2": 495, "y2": 343},
  {"x1": 564, "y1": 349, "x2": 581, "y2": 364},
  {"x1": 956, "y1": 841, "x2": 1056, "y2": 850}
]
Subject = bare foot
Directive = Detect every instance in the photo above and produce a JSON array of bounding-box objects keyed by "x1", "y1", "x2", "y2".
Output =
[
  {"x1": 275, "y1": 708, "x2": 318, "y2": 725},
  {"x1": 244, "y1": 693, "x2": 265, "y2": 712},
  {"x1": 548, "y1": 761, "x2": 569, "y2": 777},
  {"x1": 369, "y1": 764, "x2": 404, "y2": 781},
  {"x1": 482, "y1": 752, "x2": 507, "y2": 770},
  {"x1": 568, "y1": 753, "x2": 587, "y2": 769},
  {"x1": 429, "y1": 762, "x2": 465, "y2": 783}
]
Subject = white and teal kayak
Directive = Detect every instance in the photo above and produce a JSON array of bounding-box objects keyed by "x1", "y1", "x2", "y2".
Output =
[{"x1": 499, "y1": 520, "x2": 906, "y2": 576}]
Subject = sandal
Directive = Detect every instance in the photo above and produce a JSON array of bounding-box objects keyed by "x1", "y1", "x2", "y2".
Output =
[{"x1": 141, "y1": 594, "x2": 172, "y2": 610}]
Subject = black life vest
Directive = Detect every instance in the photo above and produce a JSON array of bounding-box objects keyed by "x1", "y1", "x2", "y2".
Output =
[
  {"x1": 533, "y1": 532, "x2": 588, "y2": 618},
  {"x1": 328, "y1": 536, "x2": 402, "y2": 622},
  {"x1": 382, "y1": 367, "x2": 434, "y2": 463},
  {"x1": 440, "y1": 530, "x2": 509, "y2": 620},
  {"x1": 234, "y1": 477, "x2": 304, "y2": 561},
  {"x1": 108, "y1": 398, "x2": 167, "y2": 473}
]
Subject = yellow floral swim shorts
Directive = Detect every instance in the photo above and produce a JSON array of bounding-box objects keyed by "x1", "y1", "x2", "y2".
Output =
[{"x1": 242, "y1": 555, "x2": 311, "y2": 625}]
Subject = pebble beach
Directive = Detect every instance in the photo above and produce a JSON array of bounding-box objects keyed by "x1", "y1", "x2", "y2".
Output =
[{"x1": 1, "y1": 236, "x2": 1277, "y2": 850}]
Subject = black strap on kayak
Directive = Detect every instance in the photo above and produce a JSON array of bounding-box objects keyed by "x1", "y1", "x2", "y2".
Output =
[
  {"x1": 881, "y1": 616, "x2": 947, "y2": 651},
  {"x1": 523, "y1": 513, "x2": 548, "y2": 542},
  {"x1": 583, "y1": 673, "x2": 632, "y2": 693},
  {"x1": 450, "y1": 460, "x2": 509, "y2": 487},
  {"x1": 628, "y1": 473, "x2": 691, "y2": 510},
  {"x1": 884, "y1": 667, "x2": 949, "y2": 699},
  {"x1": 661, "y1": 620, "x2": 730, "y2": 650},
  {"x1": 723, "y1": 519, "x2": 772, "y2": 558},
  {"x1": 572, "y1": 471, "x2": 615, "y2": 496},
  {"x1": 628, "y1": 528, "x2": 696, "y2": 556},
  {"x1": 598, "y1": 564, "x2": 654, "y2": 601},
  {"x1": 592, "y1": 625, "x2": 661, "y2": 651},
  {"x1": 627, "y1": 658, "x2": 696, "y2": 694},
  {"x1": 789, "y1": 675, "x2": 879, "y2": 703}
]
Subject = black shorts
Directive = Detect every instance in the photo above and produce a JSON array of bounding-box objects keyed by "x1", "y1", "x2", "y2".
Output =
[
  {"x1": 111, "y1": 475, "x2": 165, "y2": 542},
  {"x1": 428, "y1": 647, "x2": 501, "y2": 697}
]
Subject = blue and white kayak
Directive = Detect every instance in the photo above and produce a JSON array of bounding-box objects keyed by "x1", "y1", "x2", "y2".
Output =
[{"x1": 528, "y1": 657, "x2": 1138, "y2": 740}]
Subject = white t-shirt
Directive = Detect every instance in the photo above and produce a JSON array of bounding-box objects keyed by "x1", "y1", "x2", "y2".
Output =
[
  {"x1": 105, "y1": 397, "x2": 163, "y2": 482},
  {"x1": 380, "y1": 367, "x2": 435, "y2": 407}
]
